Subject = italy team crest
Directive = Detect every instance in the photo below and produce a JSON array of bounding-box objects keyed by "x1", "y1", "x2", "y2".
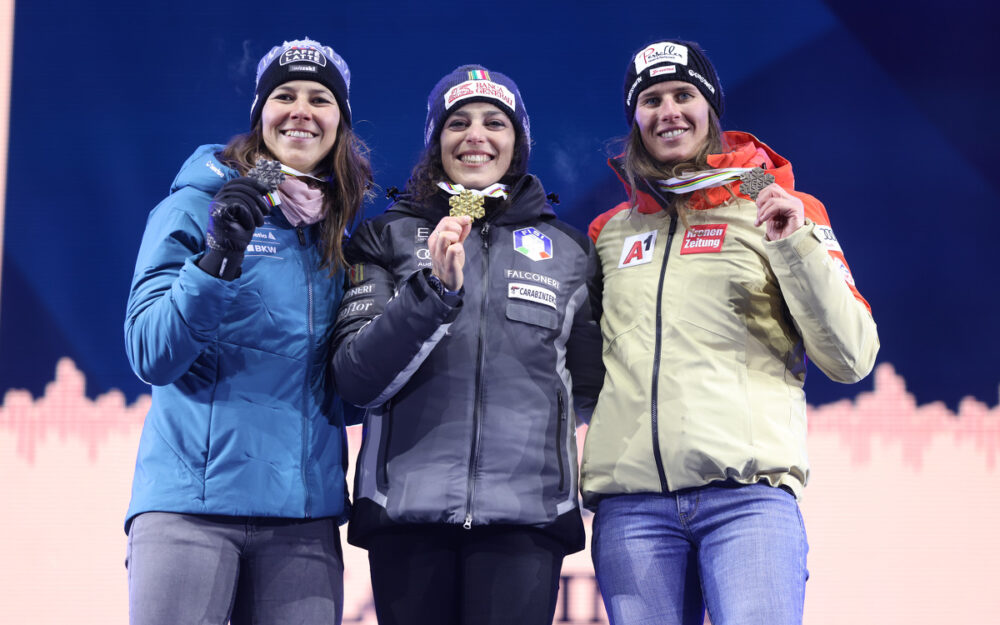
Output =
[{"x1": 513, "y1": 227, "x2": 553, "y2": 261}]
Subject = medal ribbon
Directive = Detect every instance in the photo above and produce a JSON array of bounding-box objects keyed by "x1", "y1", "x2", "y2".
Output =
[
  {"x1": 437, "y1": 182, "x2": 510, "y2": 219},
  {"x1": 436, "y1": 182, "x2": 509, "y2": 199},
  {"x1": 656, "y1": 167, "x2": 753, "y2": 195}
]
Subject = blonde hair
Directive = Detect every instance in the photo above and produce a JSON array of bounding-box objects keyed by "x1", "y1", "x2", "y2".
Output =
[{"x1": 620, "y1": 109, "x2": 727, "y2": 224}]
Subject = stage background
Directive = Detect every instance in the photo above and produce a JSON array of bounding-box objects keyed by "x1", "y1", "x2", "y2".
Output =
[{"x1": 2, "y1": 1, "x2": 998, "y2": 623}]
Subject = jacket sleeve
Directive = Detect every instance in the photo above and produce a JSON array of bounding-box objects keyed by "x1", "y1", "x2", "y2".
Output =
[
  {"x1": 124, "y1": 188, "x2": 240, "y2": 386},
  {"x1": 331, "y1": 219, "x2": 462, "y2": 409},
  {"x1": 564, "y1": 236, "x2": 605, "y2": 424},
  {"x1": 765, "y1": 194, "x2": 879, "y2": 383}
]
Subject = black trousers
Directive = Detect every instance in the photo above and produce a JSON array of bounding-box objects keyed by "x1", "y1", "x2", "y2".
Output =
[{"x1": 366, "y1": 524, "x2": 566, "y2": 625}]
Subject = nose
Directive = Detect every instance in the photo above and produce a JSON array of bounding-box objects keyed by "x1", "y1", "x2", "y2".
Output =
[
  {"x1": 290, "y1": 96, "x2": 312, "y2": 119},
  {"x1": 657, "y1": 99, "x2": 681, "y2": 121},
  {"x1": 464, "y1": 121, "x2": 486, "y2": 143}
]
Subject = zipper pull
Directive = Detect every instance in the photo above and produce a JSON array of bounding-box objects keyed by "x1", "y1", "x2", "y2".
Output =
[
  {"x1": 463, "y1": 513, "x2": 473, "y2": 530},
  {"x1": 480, "y1": 222, "x2": 491, "y2": 247},
  {"x1": 297, "y1": 227, "x2": 306, "y2": 246}
]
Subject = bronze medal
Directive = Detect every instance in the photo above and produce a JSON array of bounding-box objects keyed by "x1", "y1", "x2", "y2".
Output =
[
  {"x1": 448, "y1": 189, "x2": 486, "y2": 219},
  {"x1": 738, "y1": 167, "x2": 775, "y2": 201}
]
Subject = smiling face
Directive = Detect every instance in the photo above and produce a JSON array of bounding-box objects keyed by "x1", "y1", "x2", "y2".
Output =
[
  {"x1": 260, "y1": 80, "x2": 340, "y2": 173},
  {"x1": 634, "y1": 80, "x2": 711, "y2": 165},
  {"x1": 439, "y1": 102, "x2": 515, "y2": 189}
]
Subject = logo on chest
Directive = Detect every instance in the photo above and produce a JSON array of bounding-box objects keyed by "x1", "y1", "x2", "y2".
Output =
[
  {"x1": 245, "y1": 228, "x2": 283, "y2": 257},
  {"x1": 513, "y1": 227, "x2": 553, "y2": 261},
  {"x1": 618, "y1": 230, "x2": 658, "y2": 268},
  {"x1": 680, "y1": 224, "x2": 727, "y2": 255}
]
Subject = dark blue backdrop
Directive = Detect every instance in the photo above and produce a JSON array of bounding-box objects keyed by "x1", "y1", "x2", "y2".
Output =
[{"x1": 2, "y1": 0, "x2": 997, "y2": 409}]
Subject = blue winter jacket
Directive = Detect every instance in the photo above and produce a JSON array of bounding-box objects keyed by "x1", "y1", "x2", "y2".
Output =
[{"x1": 123, "y1": 144, "x2": 350, "y2": 531}]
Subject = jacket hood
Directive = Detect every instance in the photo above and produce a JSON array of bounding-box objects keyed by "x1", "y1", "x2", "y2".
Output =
[{"x1": 170, "y1": 144, "x2": 237, "y2": 195}]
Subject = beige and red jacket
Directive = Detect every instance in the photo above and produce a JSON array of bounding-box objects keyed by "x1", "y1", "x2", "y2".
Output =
[{"x1": 580, "y1": 131, "x2": 879, "y2": 506}]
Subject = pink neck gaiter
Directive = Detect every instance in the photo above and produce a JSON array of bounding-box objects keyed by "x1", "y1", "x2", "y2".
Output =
[{"x1": 277, "y1": 177, "x2": 326, "y2": 227}]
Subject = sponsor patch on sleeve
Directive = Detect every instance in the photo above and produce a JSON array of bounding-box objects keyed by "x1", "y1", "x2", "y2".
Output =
[
  {"x1": 834, "y1": 258, "x2": 856, "y2": 286},
  {"x1": 813, "y1": 224, "x2": 843, "y2": 253},
  {"x1": 508, "y1": 282, "x2": 557, "y2": 309},
  {"x1": 618, "y1": 230, "x2": 658, "y2": 268},
  {"x1": 680, "y1": 224, "x2": 727, "y2": 255}
]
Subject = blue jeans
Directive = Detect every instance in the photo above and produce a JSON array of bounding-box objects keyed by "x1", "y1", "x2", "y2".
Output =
[
  {"x1": 126, "y1": 512, "x2": 344, "y2": 625},
  {"x1": 591, "y1": 483, "x2": 808, "y2": 625}
]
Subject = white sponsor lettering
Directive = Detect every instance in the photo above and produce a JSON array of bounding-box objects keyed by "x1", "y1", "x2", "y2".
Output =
[
  {"x1": 416, "y1": 227, "x2": 431, "y2": 242},
  {"x1": 346, "y1": 283, "x2": 374, "y2": 297},
  {"x1": 280, "y1": 47, "x2": 326, "y2": 67},
  {"x1": 338, "y1": 299, "x2": 374, "y2": 318},
  {"x1": 247, "y1": 244, "x2": 278, "y2": 254},
  {"x1": 206, "y1": 161, "x2": 225, "y2": 178},
  {"x1": 508, "y1": 283, "x2": 557, "y2": 309},
  {"x1": 634, "y1": 42, "x2": 689, "y2": 74},
  {"x1": 504, "y1": 269, "x2": 561, "y2": 290},
  {"x1": 687, "y1": 69, "x2": 716, "y2": 94}
]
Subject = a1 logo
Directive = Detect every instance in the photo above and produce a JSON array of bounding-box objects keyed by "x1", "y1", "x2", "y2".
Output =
[{"x1": 618, "y1": 230, "x2": 658, "y2": 268}]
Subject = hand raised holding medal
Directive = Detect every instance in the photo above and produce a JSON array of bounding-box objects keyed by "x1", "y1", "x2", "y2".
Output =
[
  {"x1": 746, "y1": 168, "x2": 804, "y2": 241},
  {"x1": 428, "y1": 215, "x2": 473, "y2": 291}
]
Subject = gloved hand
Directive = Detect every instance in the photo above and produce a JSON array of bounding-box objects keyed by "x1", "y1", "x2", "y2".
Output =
[{"x1": 197, "y1": 177, "x2": 271, "y2": 280}]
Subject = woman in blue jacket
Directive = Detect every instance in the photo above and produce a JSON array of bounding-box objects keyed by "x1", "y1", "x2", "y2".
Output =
[
  {"x1": 332, "y1": 65, "x2": 604, "y2": 625},
  {"x1": 123, "y1": 37, "x2": 370, "y2": 625}
]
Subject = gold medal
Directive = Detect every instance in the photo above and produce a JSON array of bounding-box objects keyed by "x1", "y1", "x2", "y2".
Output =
[{"x1": 448, "y1": 189, "x2": 486, "y2": 219}]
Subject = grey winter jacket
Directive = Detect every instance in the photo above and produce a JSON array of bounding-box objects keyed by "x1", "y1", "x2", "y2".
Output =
[{"x1": 332, "y1": 175, "x2": 603, "y2": 552}]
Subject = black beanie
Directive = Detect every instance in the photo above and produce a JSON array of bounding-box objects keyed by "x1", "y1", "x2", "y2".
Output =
[
  {"x1": 623, "y1": 40, "x2": 724, "y2": 125},
  {"x1": 249, "y1": 38, "x2": 352, "y2": 129}
]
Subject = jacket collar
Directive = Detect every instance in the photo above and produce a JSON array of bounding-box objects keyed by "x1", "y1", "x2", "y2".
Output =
[{"x1": 608, "y1": 131, "x2": 797, "y2": 213}]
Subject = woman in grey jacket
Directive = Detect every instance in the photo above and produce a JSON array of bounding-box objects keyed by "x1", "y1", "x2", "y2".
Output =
[{"x1": 332, "y1": 65, "x2": 603, "y2": 625}]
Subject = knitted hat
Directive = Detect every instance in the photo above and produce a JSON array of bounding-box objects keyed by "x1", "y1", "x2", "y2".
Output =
[
  {"x1": 250, "y1": 37, "x2": 352, "y2": 129},
  {"x1": 623, "y1": 40, "x2": 724, "y2": 125},
  {"x1": 423, "y1": 65, "x2": 530, "y2": 155}
]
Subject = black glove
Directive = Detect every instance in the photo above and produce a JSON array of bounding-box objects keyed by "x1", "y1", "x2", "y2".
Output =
[{"x1": 197, "y1": 177, "x2": 270, "y2": 280}]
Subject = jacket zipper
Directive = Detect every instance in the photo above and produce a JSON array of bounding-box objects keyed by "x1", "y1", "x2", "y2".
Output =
[
  {"x1": 650, "y1": 215, "x2": 678, "y2": 493},
  {"x1": 299, "y1": 225, "x2": 314, "y2": 516},
  {"x1": 556, "y1": 389, "x2": 567, "y2": 492},
  {"x1": 464, "y1": 220, "x2": 493, "y2": 529}
]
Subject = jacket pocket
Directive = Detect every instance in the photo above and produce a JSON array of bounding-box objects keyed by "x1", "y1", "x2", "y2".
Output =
[
  {"x1": 555, "y1": 389, "x2": 567, "y2": 493},
  {"x1": 506, "y1": 301, "x2": 559, "y2": 330},
  {"x1": 376, "y1": 400, "x2": 393, "y2": 490}
]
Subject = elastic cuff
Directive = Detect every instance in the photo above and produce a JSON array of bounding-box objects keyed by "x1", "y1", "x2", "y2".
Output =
[{"x1": 197, "y1": 248, "x2": 244, "y2": 281}]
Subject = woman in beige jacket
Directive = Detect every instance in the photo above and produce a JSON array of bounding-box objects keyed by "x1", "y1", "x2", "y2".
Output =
[{"x1": 581, "y1": 39, "x2": 879, "y2": 625}]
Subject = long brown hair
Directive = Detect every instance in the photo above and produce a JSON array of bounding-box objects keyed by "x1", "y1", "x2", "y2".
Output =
[
  {"x1": 621, "y1": 108, "x2": 726, "y2": 219},
  {"x1": 219, "y1": 122, "x2": 372, "y2": 272}
]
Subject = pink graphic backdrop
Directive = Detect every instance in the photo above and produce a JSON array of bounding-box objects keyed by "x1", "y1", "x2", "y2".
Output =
[{"x1": 2, "y1": 359, "x2": 998, "y2": 624}]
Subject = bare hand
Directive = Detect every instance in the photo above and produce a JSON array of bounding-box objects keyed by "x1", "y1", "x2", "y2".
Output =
[
  {"x1": 754, "y1": 183, "x2": 805, "y2": 241},
  {"x1": 429, "y1": 215, "x2": 472, "y2": 291}
]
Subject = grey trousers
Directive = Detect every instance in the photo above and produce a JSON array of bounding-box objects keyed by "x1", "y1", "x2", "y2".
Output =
[{"x1": 126, "y1": 512, "x2": 344, "y2": 625}]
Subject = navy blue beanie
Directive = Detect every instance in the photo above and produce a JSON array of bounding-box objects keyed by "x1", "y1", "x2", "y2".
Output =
[
  {"x1": 250, "y1": 37, "x2": 352, "y2": 129},
  {"x1": 423, "y1": 65, "x2": 530, "y2": 156},
  {"x1": 623, "y1": 40, "x2": 724, "y2": 125}
]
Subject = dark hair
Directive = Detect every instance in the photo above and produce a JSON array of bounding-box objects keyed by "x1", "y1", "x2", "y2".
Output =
[
  {"x1": 219, "y1": 122, "x2": 372, "y2": 271},
  {"x1": 620, "y1": 107, "x2": 726, "y2": 218},
  {"x1": 404, "y1": 106, "x2": 530, "y2": 203}
]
